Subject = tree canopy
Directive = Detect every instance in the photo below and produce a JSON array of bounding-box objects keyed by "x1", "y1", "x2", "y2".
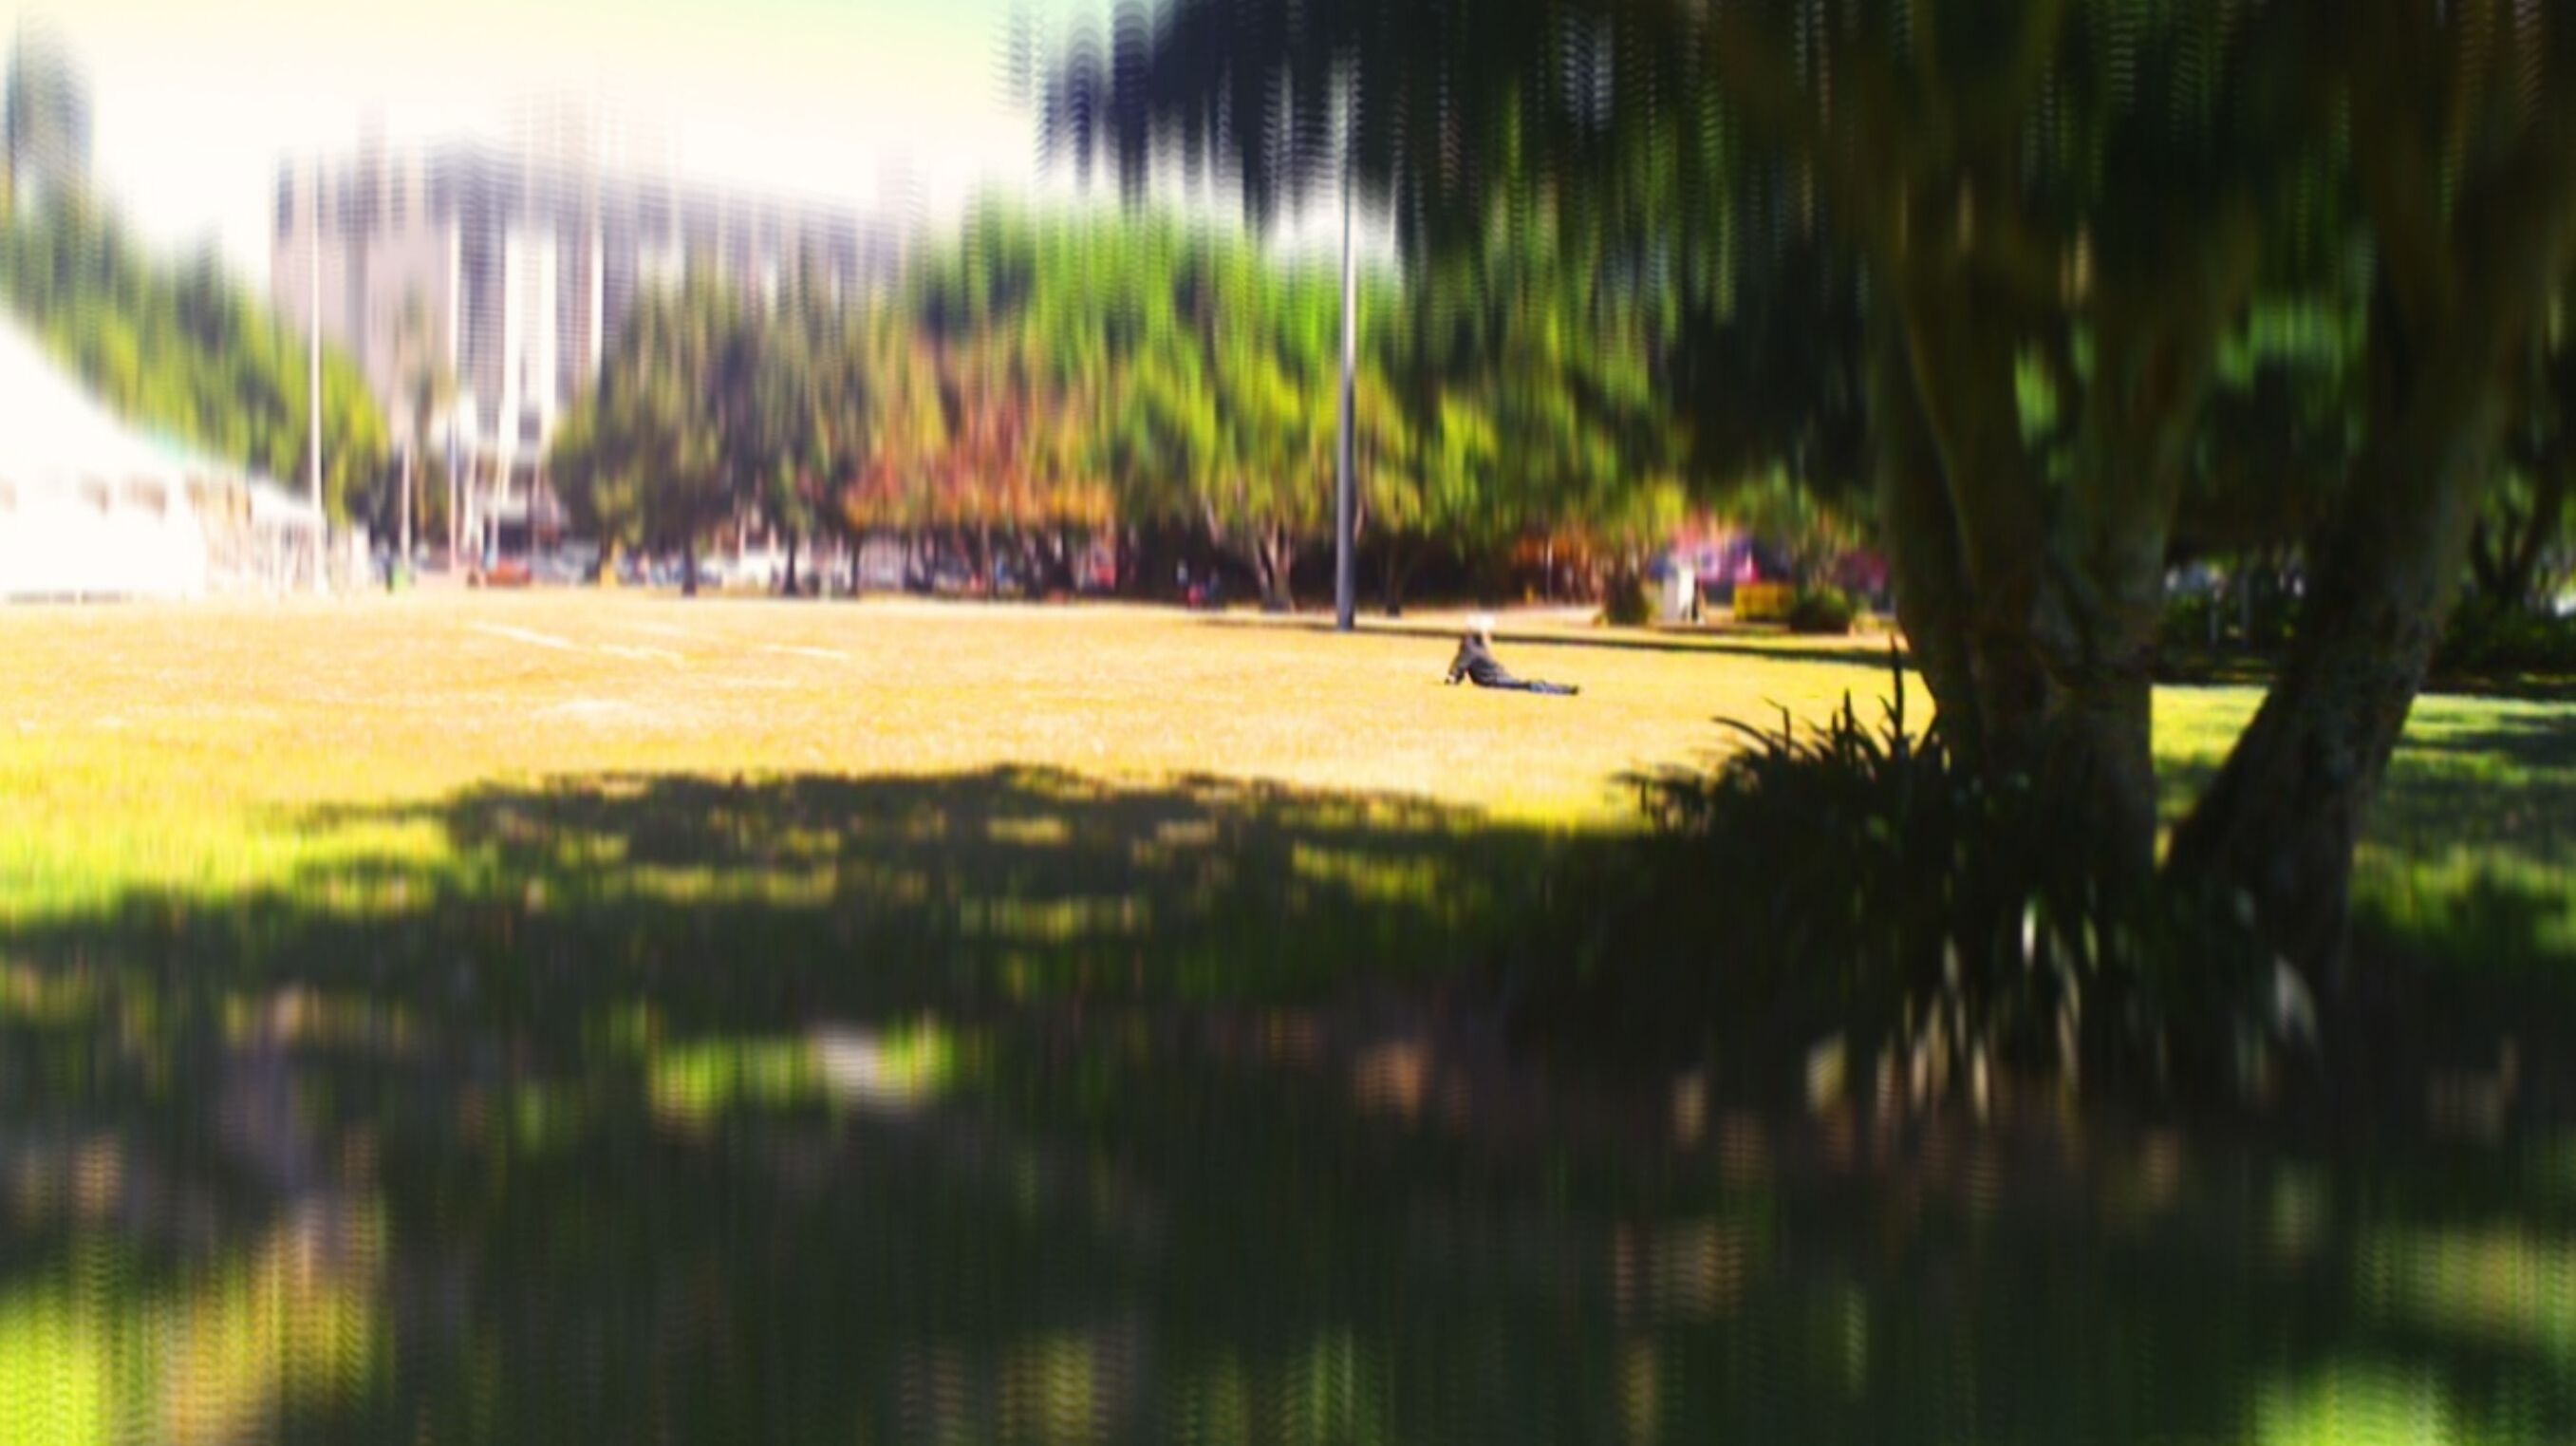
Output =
[
  {"x1": 561, "y1": 202, "x2": 1675, "y2": 610},
  {"x1": 551, "y1": 274, "x2": 743, "y2": 592},
  {"x1": 1049, "y1": 0, "x2": 2576, "y2": 968}
]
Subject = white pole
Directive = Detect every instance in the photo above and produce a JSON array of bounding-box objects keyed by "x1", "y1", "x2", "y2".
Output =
[{"x1": 308, "y1": 153, "x2": 327, "y2": 594}]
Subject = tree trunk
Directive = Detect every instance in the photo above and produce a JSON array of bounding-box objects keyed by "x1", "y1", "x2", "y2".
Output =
[
  {"x1": 2169, "y1": 289, "x2": 2518, "y2": 973},
  {"x1": 682, "y1": 538, "x2": 700, "y2": 598},
  {"x1": 2168, "y1": 73, "x2": 2576, "y2": 966},
  {"x1": 1045, "y1": 531, "x2": 1077, "y2": 595},
  {"x1": 2468, "y1": 517, "x2": 2511, "y2": 603},
  {"x1": 399, "y1": 444, "x2": 414, "y2": 567},
  {"x1": 1895, "y1": 267, "x2": 2052, "y2": 777},
  {"x1": 1378, "y1": 538, "x2": 1418, "y2": 617},
  {"x1": 1257, "y1": 529, "x2": 1297, "y2": 612},
  {"x1": 1867, "y1": 309, "x2": 1985, "y2": 763},
  {"x1": 783, "y1": 531, "x2": 801, "y2": 597},
  {"x1": 2497, "y1": 462, "x2": 2572, "y2": 610},
  {"x1": 1022, "y1": 533, "x2": 1041, "y2": 594},
  {"x1": 2033, "y1": 251, "x2": 2249, "y2": 893}
]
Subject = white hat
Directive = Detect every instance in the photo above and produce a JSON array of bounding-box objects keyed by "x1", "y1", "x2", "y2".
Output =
[{"x1": 1466, "y1": 611, "x2": 1496, "y2": 638}]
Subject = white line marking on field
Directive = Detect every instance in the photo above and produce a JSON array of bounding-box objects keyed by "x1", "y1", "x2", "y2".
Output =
[
  {"x1": 760, "y1": 644, "x2": 850, "y2": 661},
  {"x1": 470, "y1": 623, "x2": 579, "y2": 651},
  {"x1": 539, "y1": 698, "x2": 638, "y2": 721},
  {"x1": 622, "y1": 622, "x2": 700, "y2": 639}
]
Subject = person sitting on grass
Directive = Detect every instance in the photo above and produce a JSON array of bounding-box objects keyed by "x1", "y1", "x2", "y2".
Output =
[{"x1": 1446, "y1": 616, "x2": 1579, "y2": 696}]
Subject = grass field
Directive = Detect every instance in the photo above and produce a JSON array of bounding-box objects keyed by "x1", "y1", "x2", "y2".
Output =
[
  {"x1": 4, "y1": 593, "x2": 2573, "y2": 1444},
  {"x1": 1, "y1": 592, "x2": 2569, "y2": 973}
]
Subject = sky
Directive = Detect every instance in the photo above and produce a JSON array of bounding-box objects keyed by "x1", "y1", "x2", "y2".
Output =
[{"x1": 2, "y1": 0, "x2": 1063, "y2": 286}]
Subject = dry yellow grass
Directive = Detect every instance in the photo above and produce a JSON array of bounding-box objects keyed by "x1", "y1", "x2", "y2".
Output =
[
  {"x1": 0, "y1": 592, "x2": 1912, "y2": 930},
  {"x1": 0, "y1": 593, "x2": 1890, "y2": 834},
  {"x1": 5, "y1": 592, "x2": 2569, "y2": 970}
]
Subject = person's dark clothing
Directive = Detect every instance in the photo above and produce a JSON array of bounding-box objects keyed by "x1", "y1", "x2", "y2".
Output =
[
  {"x1": 1447, "y1": 635, "x2": 1506, "y2": 685},
  {"x1": 1447, "y1": 635, "x2": 1577, "y2": 695}
]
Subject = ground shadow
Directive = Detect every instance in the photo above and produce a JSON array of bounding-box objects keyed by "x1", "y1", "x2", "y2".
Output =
[
  {"x1": 2396, "y1": 708, "x2": 2576, "y2": 775},
  {"x1": 2155, "y1": 715, "x2": 2576, "y2": 996},
  {"x1": 1198, "y1": 612, "x2": 1904, "y2": 672},
  {"x1": 2, "y1": 766, "x2": 2572, "y2": 1442},
  {"x1": 2158, "y1": 648, "x2": 2576, "y2": 703}
]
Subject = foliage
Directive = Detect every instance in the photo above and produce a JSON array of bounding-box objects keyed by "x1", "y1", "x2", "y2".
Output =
[
  {"x1": 550, "y1": 275, "x2": 741, "y2": 586},
  {"x1": 1720, "y1": 471, "x2": 1865, "y2": 585},
  {"x1": 1783, "y1": 585, "x2": 1858, "y2": 636},
  {"x1": 2160, "y1": 564, "x2": 2303, "y2": 661},
  {"x1": 557, "y1": 265, "x2": 943, "y2": 591},
  {"x1": 1395, "y1": 211, "x2": 1684, "y2": 565},
  {"x1": 1522, "y1": 650, "x2": 2291, "y2": 1103},
  {"x1": 2438, "y1": 604, "x2": 2576, "y2": 680},
  {"x1": 908, "y1": 205, "x2": 1418, "y2": 608},
  {"x1": 735, "y1": 279, "x2": 906, "y2": 587},
  {"x1": 0, "y1": 196, "x2": 389, "y2": 524},
  {"x1": 1599, "y1": 576, "x2": 1652, "y2": 628},
  {"x1": 2471, "y1": 301, "x2": 2576, "y2": 611},
  {"x1": 837, "y1": 308, "x2": 956, "y2": 535},
  {"x1": 2171, "y1": 572, "x2": 2576, "y2": 682},
  {"x1": 387, "y1": 291, "x2": 453, "y2": 554},
  {"x1": 1052, "y1": 0, "x2": 2576, "y2": 971},
  {"x1": 2469, "y1": 466, "x2": 2576, "y2": 615},
  {"x1": 565, "y1": 199, "x2": 1686, "y2": 610}
]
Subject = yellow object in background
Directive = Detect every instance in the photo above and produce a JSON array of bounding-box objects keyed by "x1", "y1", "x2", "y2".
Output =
[{"x1": 1734, "y1": 581, "x2": 1795, "y2": 623}]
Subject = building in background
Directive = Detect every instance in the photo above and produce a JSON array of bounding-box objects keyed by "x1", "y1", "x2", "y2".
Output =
[
  {"x1": 4, "y1": 23, "x2": 92, "y2": 212},
  {"x1": 272, "y1": 103, "x2": 908, "y2": 564},
  {"x1": 876, "y1": 157, "x2": 928, "y2": 263}
]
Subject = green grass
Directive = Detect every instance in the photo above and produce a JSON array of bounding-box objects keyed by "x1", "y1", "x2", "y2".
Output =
[
  {"x1": 2156, "y1": 685, "x2": 2576, "y2": 973},
  {"x1": 1, "y1": 593, "x2": 2572, "y2": 1444},
  {"x1": 1, "y1": 592, "x2": 2568, "y2": 974}
]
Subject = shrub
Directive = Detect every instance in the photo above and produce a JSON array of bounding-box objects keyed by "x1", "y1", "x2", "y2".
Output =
[
  {"x1": 2162, "y1": 590, "x2": 2223, "y2": 650},
  {"x1": 2161, "y1": 571, "x2": 2300, "y2": 657},
  {"x1": 1784, "y1": 584, "x2": 1858, "y2": 635},
  {"x1": 1506, "y1": 647, "x2": 2294, "y2": 1107},
  {"x1": 2437, "y1": 603, "x2": 2576, "y2": 677},
  {"x1": 1600, "y1": 576, "x2": 1653, "y2": 627}
]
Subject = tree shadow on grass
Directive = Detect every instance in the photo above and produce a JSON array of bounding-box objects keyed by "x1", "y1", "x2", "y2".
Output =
[
  {"x1": 0, "y1": 766, "x2": 1589, "y2": 1443},
  {"x1": 4, "y1": 765, "x2": 2575, "y2": 1443},
  {"x1": 2396, "y1": 707, "x2": 2576, "y2": 774},
  {"x1": 261, "y1": 764, "x2": 1564, "y2": 1022},
  {"x1": 2343, "y1": 715, "x2": 2576, "y2": 986},
  {"x1": 2156, "y1": 650, "x2": 2576, "y2": 704},
  {"x1": 1198, "y1": 612, "x2": 1902, "y2": 672},
  {"x1": 2146, "y1": 723, "x2": 2576, "y2": 1127},
  {"x1": 2158, "y1": 709, "x2": 2576, "y2": 969}
]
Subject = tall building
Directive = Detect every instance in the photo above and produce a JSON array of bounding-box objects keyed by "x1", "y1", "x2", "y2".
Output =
[
  {"x1": 5, "y1": 24, "x2": 92, "y2": 211},
  {"x1": 272, "y1": 109, "x2": 903, "y2": 558}
]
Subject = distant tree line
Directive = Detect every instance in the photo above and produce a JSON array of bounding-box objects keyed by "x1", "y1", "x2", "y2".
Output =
[{"x1": 551, "y1": 204, "x2": 1708, "y2": 610}]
